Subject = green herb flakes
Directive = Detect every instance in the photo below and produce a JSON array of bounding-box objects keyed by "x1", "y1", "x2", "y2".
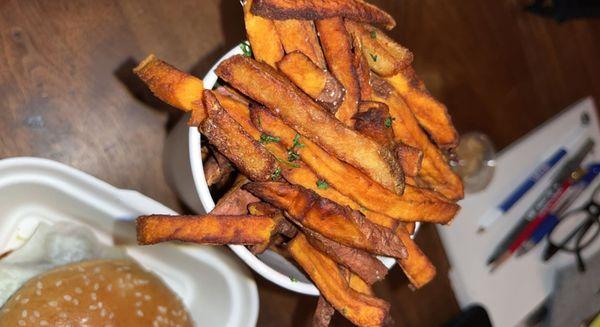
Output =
[
  {"x1": 369, "y1": 53, "x2": 378, "y2": 62},
  {"x1": 384, "y1": 116, "x2": 395, "y2": 128},
  {"x1": 240, "y1": 41, "x2": 252, "y2": 57},
  {"x1": 271, "y1": 167, "x2": 282, "y2": 181},
  {"x1": 316, "y1": 180, "x2": 329, "y2": 189},
  {"x1": 260, "y1": 133, "x2": 280, "y2": 144}
]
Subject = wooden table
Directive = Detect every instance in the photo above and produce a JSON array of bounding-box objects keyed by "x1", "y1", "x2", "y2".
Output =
[{"x1": 1, "y1": 1, "x2": 599, "y2": 326}]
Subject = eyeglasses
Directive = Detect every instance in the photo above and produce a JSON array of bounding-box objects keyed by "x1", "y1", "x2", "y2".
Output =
[{"x1": 545, "y1": 183, "x2": 600, "y2": 271}]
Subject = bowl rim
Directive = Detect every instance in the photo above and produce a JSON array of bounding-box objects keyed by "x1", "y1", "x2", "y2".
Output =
[{"x1": 188, "y1": 43, "x2": 408, "y2": 296}]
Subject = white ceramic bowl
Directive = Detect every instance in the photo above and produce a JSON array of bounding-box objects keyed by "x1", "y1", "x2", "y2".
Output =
[{"x1": 165, "y1": 44, "x2": 414, "y2": 296}]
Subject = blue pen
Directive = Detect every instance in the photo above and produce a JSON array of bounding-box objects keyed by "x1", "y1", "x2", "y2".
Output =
[
  {"x1": 478, "y1": 148, "x2": 568, "y2": 232},
  {"x1": 517, "y1": 163, "x2": 600, "y2": 254}
]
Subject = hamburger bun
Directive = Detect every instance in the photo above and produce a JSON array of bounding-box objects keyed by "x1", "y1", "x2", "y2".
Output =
[{"x1": 0, "y1": 259, "x2": 192, "y2": 327}]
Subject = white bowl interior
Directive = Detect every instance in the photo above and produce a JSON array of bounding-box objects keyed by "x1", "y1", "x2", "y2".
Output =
[{"x1": 189, "y1": 44, "x2": 404, "y2": 296}]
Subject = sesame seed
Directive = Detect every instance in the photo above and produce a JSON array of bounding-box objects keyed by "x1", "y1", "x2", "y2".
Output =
[
  {"x1": 36, "y1": 281, "x2": 43, "y2": 289},
  {"x1": 144, "y1": 295, "x2": 151, "y2": 301},
  {"x1": 158, "y1": 306, "x2": 167, "y2": 314},
  {"x1": 101, "y1": 309, "x2": 107, "y2": 317},
  {"x1": 40, "y1": 321, "x2": 49, "y2": 326},
  {"x1": 33, "y1": 311, "x2": 40, "y2": 318},
  {"x1": 93, "y1": 283, "x2": 99, "y2": 291},
  {"x1": 91, "y1": 293, "x2": 97, "y2": 301},
  {"x1": 109, "y1": 312, "x2": 114, "y2": 319},
  {"x1": 35, "y1": 289, "x2": 41, "y2": 296},
  {"x1": 21, "y1": 309, "x2": 27, "y2": 318},
  {"x1": 18, "y1": 320, "x2": 26, "y2": 326},
  {"x1": 136, "y1": 310, "x2": 144, "y2": 317},
  {"x1": 135, "y1": 292, "x2": 141, "y2": 297},
  {"x1": 20, "y1": 298, "x2": 29, "y2": 304},
  {"x1": 89, "y1": 305, "x2": 97, "y2": 310},
  {"x1": 72, "y1": 299, "x2": 79, "y2": 305},
  {"x1": 93, "y1": 267, "x2": 101, "y2": 274},
  {"x1": 98, "y1": 302, "x2": 103, "y2": 308},
  {"x1": 55, "y1": 280, "x2": 62, "y2": 287},
  {"x1": 64, "y1": 295, "x2": 72, "y2": 301},
  {"x1": 75, "y1": 287, "x2": 82, "y2": 294},
  {"x1": 16, "y1": 295, "x2": 21, "y2": 301},
  {"x1": 49, "y1": 301, "x2": 58, "y2": 307}
]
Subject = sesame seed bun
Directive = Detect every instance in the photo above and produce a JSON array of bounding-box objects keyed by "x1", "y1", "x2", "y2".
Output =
[{"x1": 0, "y1": 259, "x2": 193, "y2": 327}]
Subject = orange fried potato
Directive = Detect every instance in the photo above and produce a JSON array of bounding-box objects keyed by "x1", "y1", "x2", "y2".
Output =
[
  {"x1": 394, "y1": 224, "x2": 436, "y2": 288},
  {"x1": 216, "y1": 55, "x2": 405, "y2": 195},
  {"x1": 353, "y1": 101, "x2": 395, "y2": 146},
  {"x1": 371, "y1": 77, "x2": 464, "y2": 200},
  {"x1": 305, "y1": 230, "x2": 388, "y2": 284},
  {"x1": 133, "y1": 54, "x2": 204, "y2": 116},
  {"x1": 313, "y1": 297, "x2": 335, "y2": 327},
  {"x1": 289, "y1": 234, "x2": 391, "y2": 327},
  {"x1": 136, "y1": 214, "x2": 275, "y2": 245},
  {"x1": 316, "y1": 17, "x2": 360, "y2": 125},
  {"x1": 201, "y1": 91, "x2": 279, "y2": 182},
  {"x1": 386, "y1": 68, "x2": 459, "y2": 148},
  {"x1": 243, "y1": 0, "x2": 284, "y2": 67},
  {"x1": 277, "y1": 51, "x2": 344, "y2": 112},
  {"x1": 251, "y1": 106, "x2": 459, "y2": 223},
  {"x1": 345, "y1": 21, "x2": 413, "y2": 77},
  {"x1": 247, "y1": 202, "x2": 296, "y2": 254},
  {"x1": 342, "y1": 267, "x2": 374, "y2": 296},
  {"x1": 394, "y1": 143, "x2": 423, "y2": 177},
  {"x1": 252, "y1": 0, "x2": 396, "y2": 30},
  {"x1": 244, "y1": 182, "x2": 407, "y2": 259},
  {"x1": 352, "y1": 33, "x2": 374, "y2": 101},
  {"x1": 273, "y1": 19, "x2": 326, "y2": 68}
]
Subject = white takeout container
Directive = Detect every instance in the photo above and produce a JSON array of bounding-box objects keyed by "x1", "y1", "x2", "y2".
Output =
[
  {"x1": 0, "y1": 157, "x2": 258, "y2": 327},
  {"x1": 166, "y1": 44, "x2": 409, "y2": 296}
]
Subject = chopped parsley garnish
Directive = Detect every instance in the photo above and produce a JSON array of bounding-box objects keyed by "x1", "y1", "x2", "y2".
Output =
[
  {"x1": 289, "y1": 276, "x2": 298, "y2": 283},
  {"x1": 369, "y1": 53, "x2": 378, "y2": 62},
  {"x1": 287, "y1": 150, "x2": 300, "y2": 162},
  {"x1": 259, "y1": 133, "x2": 280, "y2": 144},
  {"x1": 384, "y1": 116, "x2": 395, "y2": 128},
  {"x1": 316, "y1": 180, "x2": 329, "y2": 189},
  {"x1": 270, "y1": 167, "x2": 282, "y2": 181},
  {"x1": 370, "y1": 30, "x2": 377, "y2": 39},
  {"x1": 240, "y1": 41, "x2": 252, "y2": 57},
  {"x1": 291, "y1": 133, "x2": 304, "y2": 149}
]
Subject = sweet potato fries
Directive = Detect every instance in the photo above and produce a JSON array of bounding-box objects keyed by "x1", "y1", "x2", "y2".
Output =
[{"x1": 133, "y1": 1, "x2": 463, "y2": 326}]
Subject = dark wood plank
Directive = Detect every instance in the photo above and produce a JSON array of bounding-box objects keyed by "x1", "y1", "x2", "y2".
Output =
[{"x1": 1, "y1": 0, "x2": 599, "y2": 326}]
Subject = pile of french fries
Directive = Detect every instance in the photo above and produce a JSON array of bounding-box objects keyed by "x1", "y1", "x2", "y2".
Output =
[{"x1": 134, "y1": 0, "x2": 464, "y2": 325}]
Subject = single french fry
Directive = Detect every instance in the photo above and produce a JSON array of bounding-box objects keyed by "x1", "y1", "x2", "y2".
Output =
[
  {"x1": 248, "y1": 202, "x2": 297, "y2": 238},
  {"x1": 394, "y1": 143, "x2": 423, "y2": 177},
  {"x1": 251, "y1": 106, "x2": 459, "y2": 223},
  {"x1": 133, "y1": 54, "x2": 204, "y2": 116},
  {"x1": 289, "y1": 234, "x2": 391, "y2": 327},
  {"x1": 394, "y1": 224, "x2": 436, "y2": 288},
  {"x1": 243, "y1": 0, "x2": 284, "y2": 67},
  {"x1": 203, "y1": 150, "x2": 235, "y2": 189},
  {"x1": 345, "y1": 21, "x2": 413, "y2": 77},
  {"x1": 136, "y1": 214, "x2": 275, "y2": 245},
  {"x1": 244, "y1": 182, "x2": 407, "y2": 259},
  {"x1": 371, "y1": 78, "x2": 464, "y2": 200},
  {"x1": 353, "y1": 101, "x2": 395, "y2": 146},
  {"x1": 201, "y1": 91, "x2": 279, "y2": 182},
  {"x1": 386, "y1": 68, "x2": 459, "y2": 148},
  {"x1": 216, "y1": 55, "x2": 405, "y2": 195},
  {"x1": 352, "y1": 33, "x2": 374, "y2": 101},
  {"x1": 316, "y1": 17, "x2": 360, "y2": 125},
  {"x1": 273, "y1": 19, "x2": 326, "y2": 68},
  {"x1": 313, "y1": 296, "x2": 335, "y2": 327},
  {"x1": 305, "y1": 230, "x2": 388, "y2": 284},
  {"x1": 251, "y1": 0, "x2": 396, "y2": 30},
  {"x1": 277, "y1": 51, "x2": 344, "y2": 112}
]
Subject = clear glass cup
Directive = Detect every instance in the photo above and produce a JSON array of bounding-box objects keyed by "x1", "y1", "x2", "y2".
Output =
[{"x1": 449, "y1": 132, "x2": 496, "y2": 193}]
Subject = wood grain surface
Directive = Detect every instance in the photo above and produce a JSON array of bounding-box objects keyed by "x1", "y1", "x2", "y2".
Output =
[{"x1": 1, "y1": 0, "x2": 599, "y2": 326}]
